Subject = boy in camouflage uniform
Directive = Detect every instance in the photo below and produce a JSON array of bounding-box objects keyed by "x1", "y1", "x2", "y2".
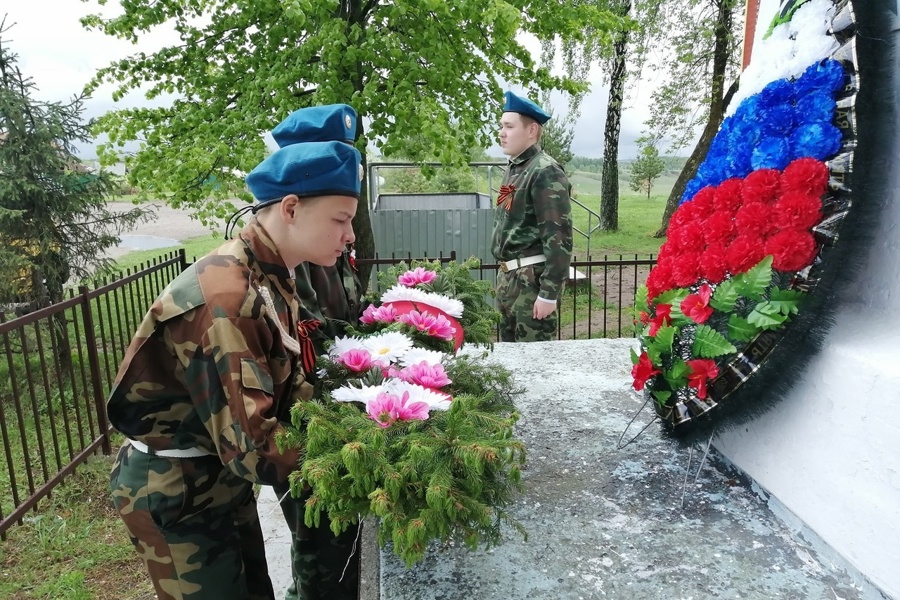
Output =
[
  {"x1": 269, "y1": 105, "x2": 365, "y2": 600},
  {"x1": 491, "y1": 91, "x2": 573, "y2": 342},
  {"x1": 107, "y1": 139, "x2": 361, "y2": 600}
]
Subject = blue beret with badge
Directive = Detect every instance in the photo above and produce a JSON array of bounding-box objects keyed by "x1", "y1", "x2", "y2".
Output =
[
  {"x1": 272, "y1": 104, "x2": 357, "y2": 147},
  {"x1": 246, "y1": 141, "x2": 362, "y2": 207},
  {"x1": 503, "y1": 91, "x2": 551, "y2": 125}
]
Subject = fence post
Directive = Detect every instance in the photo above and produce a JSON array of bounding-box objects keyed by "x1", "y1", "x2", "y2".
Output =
[
  {"x1": 79, "y1": 285, "x2": 112, "y2": 455},
  {"x1": 178, "y1": 247, "x2": 188, "y2": 271}
]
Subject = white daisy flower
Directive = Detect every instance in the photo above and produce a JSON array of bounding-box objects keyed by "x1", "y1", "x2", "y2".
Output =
[
  {"x1": 329, "y1": 335, "x2": 366, "y2": 357},
  {"x1": 384, "y1": 379, "x2": 453, "y2": 411},
  {"x1": 331, "y1": 384, "x2": 384, "y2": 404},
  {"x1": 399, "y1": 347, "x2": 447, "y2": 368},
  {"x1": 363, "y1": 331, "x2": 414, "y2": 364},
  {"x1": 380, "y1": 285, "x2": 464, "y2": 318}
]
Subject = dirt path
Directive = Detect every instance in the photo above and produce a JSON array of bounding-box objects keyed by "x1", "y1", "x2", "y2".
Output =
[{"x1": 106, "y1": 201, "x2": 223, "y2": 259}]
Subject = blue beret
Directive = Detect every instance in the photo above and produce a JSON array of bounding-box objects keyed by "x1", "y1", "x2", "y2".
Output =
[
  {"x1": 272, "y1": 104, "x2": 357, "y2": 147},
  {"x1": 246, "y1": 141, "x2": 361, "y2": 206},
  {"x1": 503, "y1": 91, "x2": 551, "y2": 125}
]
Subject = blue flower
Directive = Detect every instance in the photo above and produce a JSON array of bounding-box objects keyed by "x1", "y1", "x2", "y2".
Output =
[
  {"x1": 758, "y1": 79, "x2": 794, "y2": 110},
  {"x1": 681, "y1": 178, "x2": 704, "y2": 204},
  {"x1": 795, "y1": 93, "x2": 837, "y2": 125},
  {"x1": 789, "y1": 122, "x2": 843, "y2": 160},
  {"x1": 759, "y1": 104, "x2": 795, "y2": 136},
  {"x1": 795, "y1": 59, "x2": 845, "y2": 97},
  {"x1": 750, "y1": 136, "x2": 791, "y2": 170}
]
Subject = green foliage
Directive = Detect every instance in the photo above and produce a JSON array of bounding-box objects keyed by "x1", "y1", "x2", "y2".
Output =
[
  {"x1": 282, "y1": 356, "x2": 525, "y2": 567},
  {"x1": 733, "y1": 256, "x2": 774, "y2": 300},
  {"x1": 691, "y1": 324, "x2": 737, "y2": 358},
  {"x1": 0, "y1": 28, "x2": 151, "y2": 305},
  {"x1": 628, "y1": 143, "x2": 666, "y2": 199},
  {"x1": 82, "y1": 0, "x2": 623, "y2": 230}
]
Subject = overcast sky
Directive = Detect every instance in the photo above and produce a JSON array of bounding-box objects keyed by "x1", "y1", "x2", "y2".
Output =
[{"x1": 6, "y1": 0, "x2": 663, "y2": 160}]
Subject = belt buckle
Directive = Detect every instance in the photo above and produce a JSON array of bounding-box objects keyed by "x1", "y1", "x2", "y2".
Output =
[{"x1": 499, "y1": 261, "x2": 509, "y2": 273}]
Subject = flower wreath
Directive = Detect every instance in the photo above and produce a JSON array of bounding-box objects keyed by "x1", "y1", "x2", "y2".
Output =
[
  {"x1": 631, "y1": 0, "x2": 862, "y2": 438},
  {"x1": 279, "y1": 258, "x2": 525, "y2": 566}
]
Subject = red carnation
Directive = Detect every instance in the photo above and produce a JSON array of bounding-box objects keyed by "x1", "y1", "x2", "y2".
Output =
[
  {"x1": 726, "y1": 235, "x2": 767, "y2": 275},
  {"x1": 686, "y1": 359, "x2": 719, "y2": 399},
  {"x1": 690, "y1": 187, "x2": 717, "y2": 219},
  {"x1": 702, "y1": 212, "x2": 736, "y2": 245},
  {"x1": 781, "y1": 157, "x2": 829, "y2": 195},
  {"x1": 671, "y1": 252, "x2": 702, "y2": 288},
  {"x1": 646, "y1": 260, "x2": 675, "y2": 300},
  {"x1": 735, "y1": 202, "x2": 775, "y2": 238},
  {"x1": 632, "y1": 352, "x2": 661, "y2": 391},
  {"x1": 765, "y1": 229, "x2": 818, "y2": 272},
  {"x1": 741, "y1": 168, "x2": 782, "y2": 204},
  {"x1": 673, "y1": 221, "x2": 707, "y2": 252},
  {"x1": 699, "y1": 243, "x2": 728, "y2": 284},
  {"x1": 669, "y1": 202, "x2": 696, "y2": 229},
  {"x1": 658, "y1": 240, "x2": 678, "y2": 258},
  {"x1": 713, "y1": 178, "x2": 744, "y2": 213},
  {"x1": 773, "y1": 192, "x2": 823, "y2": 230}
]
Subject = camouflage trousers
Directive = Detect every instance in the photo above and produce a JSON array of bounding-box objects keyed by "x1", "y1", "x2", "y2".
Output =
[
  {"x1": 110, "y1": 443, "x2": 276, "y2": 600},
  {"x1": 273, "y1": 482, "x2": 360, "y2": 600},
  {"x1": 496, "y1": 263, "x2": 560, "y2": 342}
]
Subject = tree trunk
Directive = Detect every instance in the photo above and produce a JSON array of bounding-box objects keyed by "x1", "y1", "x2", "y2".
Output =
[
  {"x1": 654, "y1": 0, "x2": 738, "y2": 238},
  {"x1": 599, "y1": 24, "x2": 629, "y2": 231}
]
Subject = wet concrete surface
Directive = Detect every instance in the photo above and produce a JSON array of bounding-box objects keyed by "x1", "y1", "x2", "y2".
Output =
[{"x1": 373, "y1": 339, "x2": 888, "y2": 600}]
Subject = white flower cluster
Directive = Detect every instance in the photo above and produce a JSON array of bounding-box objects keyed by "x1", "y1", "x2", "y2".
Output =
[
  {"x1": 727, "y1": 0, "x2": 839, "y2": 116},
  {"x1": 379, "y1": 284, "x2": 464, "y2": 318}
]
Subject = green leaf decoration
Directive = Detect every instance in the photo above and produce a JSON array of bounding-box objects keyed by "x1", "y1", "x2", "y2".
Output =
[
  {"x1": 653, "y1": 288, "x2": 689, "y2": 308},
  {"x1": 734, "y1": 255, "x2": 773, "y2": 300},
  {"x1": 630, "y1": 347, "x2": 640, "y2": 365},
  {"x1": 691, "y1": 324, "x2": 738, "y2": 358},
  {"x1": 767, "y1": 288, "x2": 805, "y2": 316},
  {"x1": 710, "y1": 278, "x2": 740, "y2": 312},
  {"x1": 646, "y1": 325, "x2": 676, "y2": 362},
  {"x1": 747, "y1": 302, "x2": 788, "y2": 330},
  {"x1": 664, "y1": 359, "x2": 690, "y2": 388},
  {"x1": 651, "y1": 390, "x2": 671, "y2": 407},
  {"x1": 727, "y1": 314, "x2": 760, "y2": 342},
  {"x1": 635, "y1": 285, "x2": 649, "y2": 314}
]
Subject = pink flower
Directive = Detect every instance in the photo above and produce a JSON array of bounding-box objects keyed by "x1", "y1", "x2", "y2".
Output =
[
  {"x1": 336, "y1": 349, "x2": 375, "y2": 373},
  {"x1": 366, "y1": 391, "x2": 430, "y2": 427},
  {"x1": 397, "y1": 361, "x2": 452, "y2": 389},
  {"x1": 681, "y1": 284, "x2": 714, "y2": 324},
  {"x1": 398, "y1": 267, "x2": 438, "y2": 287},
  {"x1": 360, "y1": 304, "x2": 399, "y2": 325},
  {"x1": 398, "y1": 310, "x2": 456, "y2": 341}
]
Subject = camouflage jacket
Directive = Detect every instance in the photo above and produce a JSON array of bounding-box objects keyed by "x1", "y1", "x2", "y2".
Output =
[
  {"x1": 490, "y1": 144, "x2": 573, "y2": 301},
  {"x1": 295, "y1": 251, "x2": 363, "y2": 356},
  {"x1": 107, "y1": 218, "x2": 312, "y2": 486}
]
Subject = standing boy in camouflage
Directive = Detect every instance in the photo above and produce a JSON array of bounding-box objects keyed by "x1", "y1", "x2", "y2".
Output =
[
  {"x1": 107, "y1": 139, "x2": 361, "y2": 600},
  {"x1": 269, "y1": 104, "x2": 364, "y2": 600},
  {"x1": 491, "y1": 91, "x2": 573, "y2": 342}
]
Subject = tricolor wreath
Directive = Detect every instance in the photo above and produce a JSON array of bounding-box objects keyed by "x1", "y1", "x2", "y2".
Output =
[{"x1": 631, "y1": 0, "x2": 872, "y2": 438}]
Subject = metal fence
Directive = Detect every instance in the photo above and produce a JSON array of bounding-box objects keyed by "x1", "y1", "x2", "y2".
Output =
[
  {"x1": 0, "y1": 249, "x2": 654, "y2": 538},
  {"x1": 0, "y1": 250, "x2": 187, "y2": 539}
]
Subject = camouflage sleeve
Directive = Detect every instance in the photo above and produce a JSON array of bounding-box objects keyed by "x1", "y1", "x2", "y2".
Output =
[
  {"x1": 189, "y1": 313, "x2": 300, "y2": 486},
  {"x1": 531, "y1": 164, "x2": 573, "y2": 301}
]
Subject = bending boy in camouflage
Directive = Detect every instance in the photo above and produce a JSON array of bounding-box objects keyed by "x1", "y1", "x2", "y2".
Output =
[
  {"x1": 491, "y1": 91, "x2": 573, "y2": 342},
  {"x1": 107, "y1": 139, "x2": 361, "y2": 600},
  {"x1": 270, "y1": 104, "x2": 365, "y2": 600}
]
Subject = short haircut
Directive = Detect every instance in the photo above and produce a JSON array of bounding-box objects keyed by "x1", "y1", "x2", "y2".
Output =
[{"x1": 518, "y1": 113, "x2": 543, "y2": 141}]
